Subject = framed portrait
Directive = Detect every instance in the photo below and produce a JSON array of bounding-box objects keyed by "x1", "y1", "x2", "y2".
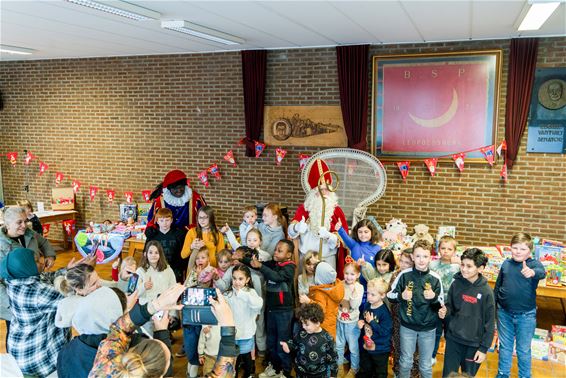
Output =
[{"x1": 371, "y1": 50, "x2": 502, "y2": 161}]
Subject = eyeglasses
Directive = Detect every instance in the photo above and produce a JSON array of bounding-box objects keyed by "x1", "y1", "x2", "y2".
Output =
[{"x1": 198, "y1": 215, "x2": 209, "y2": 220}]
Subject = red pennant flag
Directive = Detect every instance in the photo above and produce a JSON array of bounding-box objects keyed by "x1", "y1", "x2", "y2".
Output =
[
  {"x1": 42, "y1": 224, "x2": 51, "y2": 238},
  {"x1": 452, "y1": 153, "x2": 465, "y2": 172},
  {"x1": 500, "y1": 163, "x2": 508, "y2": 182},
  {"x1": 62, "y1": 219, "x2": 76, "y2": 237},
  {"x1": 396, "y1": 161, "x2": 410, "y2": 181},
  {"x1": 55, "y1": 172, "x2": 64, "y2": 187},
  {"x1": 38, "y1": 161, "x2": 49, "y2": 176},
  {"x1": 223, "y1": 150, "x2": 237, "y2": 167},
  {"x1": 124, "y1": 191, "x2": 134, "y2": 204},
  {"x1": 275, "y1": 147, "x2": 287, "y2": 165},
  {"x1": 106, "y1": 189, "x2": 115, "y2": 202},
  {"x1": 208, "y1": 164, "x2": 221, "y2": 180},
  {"x1": 254, "y1": 141, "x2": 266, "y2": 158},
  {"x1": 480, "y1": 145, "x2": 496, "y2": 166},
  {"x1": 238, "y1": 138, "x2": 247, "y2": 145},
  {"x1": 7, "y1": 152, "x2": 18, "y2": 166},
  {"x1": 298, "y1": 154, "x2": 310, "y2": 171},
  {"x1": 423, "y1": 158, "x2": 438, "y2": 176},
  {"x1": 141, "y1": 190, "x2": 152, "y2": 203},
  {"x1": 496, "y1": 140, "x2": 507, "y2": 158},
  {"x1": 24, "y1": 151, "x2": 35, "y2": 165},
  {"x1": 89, "y1": 186, "x2": 98, "y2": 201},
  {"x1": 198, "y1": 171, "x2": 209, "y2": 187},
  {"x1": 72, "y1": 179, "x2": 81, "y2": 193}
]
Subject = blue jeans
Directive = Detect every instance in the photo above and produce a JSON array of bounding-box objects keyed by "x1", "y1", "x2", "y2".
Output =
[
  {"x1": 496, "y1": 307, "x2": 537, "y2": 378},
  {"x1": 266, "y1": 310, "x2": 293, "y2": 375},
  {"x1": 183, "y1": 324, "x2": 202, "y2": 366},
  {"x1": 336, "y1": 321, "x2": 361, "y2": 370},
  {"x1": 399, "y1": 326, "x2": 435, "y2": 378}
]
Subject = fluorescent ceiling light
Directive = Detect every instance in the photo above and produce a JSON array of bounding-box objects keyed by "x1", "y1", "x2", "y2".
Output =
[
  {"x1": 0, "y1": 45, "x2": 35, "y2": 55},
  {"x1": 161, "y1": 20, "x2": 245, "y2": 45},
  {"x1": 65, "y1": 0, "x2": 160, "y2": 21},
  {"x1": 518, "y1": 1, "x2": 561, "y2": 30}
]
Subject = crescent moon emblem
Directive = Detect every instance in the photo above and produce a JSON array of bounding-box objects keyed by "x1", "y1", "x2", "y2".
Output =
[{"x1": 408, "y1": 88, "x2": 458, "y2": 128}]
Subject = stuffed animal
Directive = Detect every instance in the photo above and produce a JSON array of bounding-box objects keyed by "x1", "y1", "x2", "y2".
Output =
[
  {"x1": 382, "y1": 218, "x2": 408, "y2": 242},
  {"x1": 411, "y1": 224, "x2": 434, "y2": 245}
]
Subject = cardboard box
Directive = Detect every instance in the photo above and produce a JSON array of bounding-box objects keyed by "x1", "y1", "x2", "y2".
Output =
[{"x1": 51, "y1": 188, "x2": 75, "y2": 210}]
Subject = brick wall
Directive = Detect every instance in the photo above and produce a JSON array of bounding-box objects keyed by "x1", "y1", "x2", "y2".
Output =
[{"x1": 1, "y1": 37, "x2": 564, "y2": 246}]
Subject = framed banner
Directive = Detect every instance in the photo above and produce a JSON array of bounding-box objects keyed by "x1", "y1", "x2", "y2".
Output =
[{"x1": 371, "y1": 50, "x2": 502, "y2": 161}]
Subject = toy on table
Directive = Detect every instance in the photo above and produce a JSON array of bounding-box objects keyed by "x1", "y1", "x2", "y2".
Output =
[{"x1": 411, "y1": 224, "x2": 434, "y2": 245}]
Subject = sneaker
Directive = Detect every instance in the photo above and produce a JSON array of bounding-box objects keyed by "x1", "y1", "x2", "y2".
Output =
[
  {"x1": 258, "y1": 363, "x2": 279, "y2": 378},
  {"x1": 431, "y1": 357, "x2": 437, "y2": 366}
]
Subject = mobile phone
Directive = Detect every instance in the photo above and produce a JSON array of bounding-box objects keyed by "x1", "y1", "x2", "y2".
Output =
[
  {"x1": 152, "y1": 310, "x2": 165, "y2": 320},
  {"x1": 126, "y1": 273, "x2": 139, "y2": 295},
  {"x1": 182, "y1": 287, "x2": 217, "y2": 306}
]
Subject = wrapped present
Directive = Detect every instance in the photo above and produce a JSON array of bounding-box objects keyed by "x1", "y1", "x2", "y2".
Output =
[
  {"x1": 546, "y1": 265, "x2": 564, "y2": 287},
  {"x1": 532, "y1": 339, "x2": 549, "y2": 361}
]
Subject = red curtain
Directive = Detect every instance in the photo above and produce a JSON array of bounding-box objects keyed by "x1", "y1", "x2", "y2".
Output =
[
  {"x1": 336, "y1": 45, "x2": 369, "y2": 150},
  {"x1": 241, "y1": 50, "x2": 267, "y2": 157},
  {"x1": 505, "y1": 38, "x2": 538, "y2": 168}
]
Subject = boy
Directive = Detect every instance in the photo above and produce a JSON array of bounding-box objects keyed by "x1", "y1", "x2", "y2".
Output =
[
  {"x1": 144, "y1": 208, "x2": 186, "y2": 282},
  {"x1": 251, "y1": 239, "x2": 296, "y2": 378},
  {"x1": 280, "y1": 303, "x2": 338, "y2": 378},
  {"x1": 387, "y1": 239, "x2": 443, "y2": 378},
  {"x1": 239, "y1": 205, "x2": 258, "y2": 246},
  {"x1": 439, "y1": 248, "x2": 495, "y2": 377},
  {"x1": 357, "y1": 278, "x2": 392, "y2": 378},
  {"x1": 494, "y1": 233, "x2": 545, "y2": 378}
]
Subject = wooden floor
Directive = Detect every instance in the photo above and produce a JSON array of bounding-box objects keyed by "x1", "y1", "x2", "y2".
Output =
[{"x1": 1, "y1": 249, "x2": 565, "y2": 377}]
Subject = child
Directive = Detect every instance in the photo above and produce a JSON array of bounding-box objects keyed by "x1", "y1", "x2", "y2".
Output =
[
  {"x1": 494, "y1": 233, "x2": 545, "y2": 378},
  {"x1": 258, "y1": 203, "x2": 287, "y2": 256},
  {"x1": 144, "y1": 207, "x2": 187, "y2": 282},
  {"x1": 280, "y1": 303, "x2": 338, "y2": 378},
  {"x1": 215, "y1": 249, "x2": 232, "y2": 279},
  {"x1": 360, "y1": 248, "x2": 397, "y2": 285},
  {"x1": 358, "y1": 278, "x2": 393, "y2": 378},
  {"x1": 185, "y1": 246, "x2": 216, "y2": 288},
  {"x1": 225, "y1": 265, "x2": 263, "y2": 378},
  {"x1": 198, "y1": 325, "x2": 221, "y2": 374},
  {"x1": 239, "y1": 206, "x2": 259, "y2": 246},
  {"x1": 299, "y1": 261, "x2": 344, "y2": 339},
  {"x1": 298, "y1": 250, "x2": 319, "y2": 296},
  {"x1": 181, "y1": 206, "x2": 224, "y2": 267},
  {"x1": 17, "y1": 199, "x2": 43, "y2": 235},
  {"x1": 387, "y1": 240, "x2": 443, "y2": 378},
  {"x1": 251, "y1": 239, "x2": 296, "y2": 378},
  {"x1": 136, "y1": 241, "x2": 176, "y2": 306},
  {"x1": 336, "y1": 260, "x2": 363, "y2": 378},
  {"x1": 107, "y1": 256, "x2": 137, "y2": 293},
  {"x1": 429, "y1": 235, "x2": 461, "y2": 364},
  {"x1": 336, "y1": 218, "x2": 381, "y2": 269},
  {"x1": 439, "y1": 248, "x2": 495, "y2": 377},
  {"x1": 222, "y1": 226, "x2": 271, "y2": 261}
]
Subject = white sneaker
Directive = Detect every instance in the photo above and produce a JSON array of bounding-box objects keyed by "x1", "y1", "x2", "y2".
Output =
[
  {"x1": 259, "y1": 363, "x2": 280, "y2": 378},
  {"x1": 431, "y1": 357, "x2": 437, "y2": 366}
]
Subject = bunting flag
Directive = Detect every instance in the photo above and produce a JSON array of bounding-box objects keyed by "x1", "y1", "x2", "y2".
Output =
[
  {"x1": 141, "y1": 190, "x2": 152, "y2": 203},
  {"x1": 254, "y1": 141, "x2": 266, "y2": 158},
  {"x1": 275, "y1": 147, "x2": 287, "y2": 165},
  {"x1": 480, "y1": 145, "x2": 496, "y2": 166},
  {"x1": 124, "y1": 191, "x2": 134, "y2": 204},
  {"x1": 89, "y1": 186, "x2": 98, "y2": 201},
  {"x1": 208, "y1": 164, "x2": 221, "y2": 180},
  {"x1": 397, "y1": 161, "x2": 410, "y2": 181},
  {"x1": 298, "y1": 154, "x2": 310, "y2": 171},
  {"x1": 423, "y1": 158, "x2": 438, "y2": 176},
  {"x1": 496, "y1": 140, "x2": 507, "y2": 158},
  {"x1": 72, "y1": 179, "x2": 81, "y2": 193},
  {"x1": 38, "y1": 161, "x2": 49, "y2": 176},
  {"x1": 55, "y1": 172, "x2": 64, "y2": 187},
  {"x1": 42, "y1": 224, "x2": 51, "y2": 238},
  {"x1": 24, "y1": 151, "x2": 35, "y2": 165},
  {"x1": 198, "y1": 170, "x2": 209, "y2": 187},
  {"x1": 7, "y1": 152, "x2": 18, "y2": 166},
  {"x1": 500, "y1": 163, "x2": 508, "y2": 182},
  {"x1": 223, "y1": 150, "x2": 237, "y2": 167},
  {"x1": 106, "y1": 189, "x2": 115, "y2": 203},
  {"x1": 62, "y1": 219, "x2": 76, "y2": 237},
  {"x1": 452, "y1": 153, "x2": 466, "y2": 172},
  {"x1": 238, "y1": 138, "x2": 247, "y2": 145}
]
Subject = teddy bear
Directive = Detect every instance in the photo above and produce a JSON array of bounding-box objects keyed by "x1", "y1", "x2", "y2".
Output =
[
  {"x1": 382, "y1": 218, "x2": 407, "y2": 243},
  {"x1": 411, "y1": 224, "x2": 434, "y2": 245}
]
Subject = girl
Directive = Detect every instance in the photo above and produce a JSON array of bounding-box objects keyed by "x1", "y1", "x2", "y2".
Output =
[
  {"x1": 136, "y1": 241, "x2": 176, "y2": 306},
  {"x1": 225, "y1": 265, "x2": 263, "y2": 378},
  {"x1": 181, "y1": 206, "x2": 224, "y2": 267},
  {"x1": 336, "y1": 260, "x2": 363, "y2": 378},
  {"x1": 57, "y1": 262, "x2": 101, "y2": 297},
  {"x1": 258, "y1": 203, "x2": 287, "y2": 256},
  {"x1": 222, "y1": 226, "x2": 271, "y2": 261},
  {"x1": 298, "y1": 250, "x2": 319, "y2": 296},
  {"x1": 215, "y1": 249, "x2": 233, "y2": 279},
  {"x1": 360, "y1": 248, "x2": 397, "y2": 285}
]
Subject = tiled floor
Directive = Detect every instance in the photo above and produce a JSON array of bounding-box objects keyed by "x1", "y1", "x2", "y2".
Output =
[{"x1": 1, "y1": 249, "x2": 565, "y2": 377}]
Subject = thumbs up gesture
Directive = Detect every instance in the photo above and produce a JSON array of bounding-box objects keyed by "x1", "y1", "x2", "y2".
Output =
[
  {"x1": 145, "y1": 276, "x2": 154, "y2": 290},
  {"x1": 294, "y1": 216, "x2": 309, "y2": 235},
  {"x1": 521, "y1": 260, "x2": 535, "y2": 278},
  {"x1": 402, "y1": 286, "x2": 413, "y2": 301}
]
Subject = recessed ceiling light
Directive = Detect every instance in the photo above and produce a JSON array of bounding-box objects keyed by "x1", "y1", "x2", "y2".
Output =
[
  {"x1": 518, "y1": 1, "x2": 561, "y2": 30},
  {"x1": 0, "y1": 45, "x2": 36, "y2": 55},
  {"x1": 65, "y1": 0, "x2": 160, "y2": 21},
  {"x1": 161, "y1": 20, "x2": 245, "y2": 45}
]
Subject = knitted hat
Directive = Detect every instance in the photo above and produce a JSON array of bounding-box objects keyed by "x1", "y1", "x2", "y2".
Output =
[
  {"x1": 307, "y1": 159, "x2": 332, "y2": 190},
  {"x1": 163, "y1": 169, "x2": 188, "y2": 188},
  {"x1": 0, "y1": 248, "x2": 39, "y2": 280},
  {"x1": 314, "y1": 261, "x2": 337, "y2": 285}
]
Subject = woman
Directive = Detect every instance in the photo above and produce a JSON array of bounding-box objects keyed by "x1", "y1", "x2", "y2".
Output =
[{"x1": 0, "y1": 206, "x2": 56, "y2": 344}]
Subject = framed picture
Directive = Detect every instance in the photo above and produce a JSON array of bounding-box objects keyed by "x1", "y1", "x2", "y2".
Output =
[{"x1": 371, "y1": 50, "x2": 502, "y2": 161}]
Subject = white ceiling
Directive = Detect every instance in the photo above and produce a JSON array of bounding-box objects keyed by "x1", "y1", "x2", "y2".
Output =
[{"x1": 1, "y1": 0, "x2": 565, "y2": 61}]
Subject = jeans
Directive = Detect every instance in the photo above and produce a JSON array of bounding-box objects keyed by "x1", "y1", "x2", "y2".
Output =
[
  {"x1": 399, "y1": 325, "x2": 435, "y2": 378},
  {"x1": 496, "y1": 307, "x2": 537, "y2": 378},
  {"x1": 182, "y1": 324, "x2": 202, "y2": 366},
  {"x1": 336, "y1": 321, "x2": 361, "y2": 370},
  {"x1": 266, "y1": 309, "x2": 293, "y2": 374},
  {"x1": 432, "y1": 317, "x2": 444, "y2": 358}
]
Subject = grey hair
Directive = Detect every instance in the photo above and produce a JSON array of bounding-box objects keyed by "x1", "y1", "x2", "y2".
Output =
[{"x1": 1, "y1": 206, "x2": 26, "y2": 229}]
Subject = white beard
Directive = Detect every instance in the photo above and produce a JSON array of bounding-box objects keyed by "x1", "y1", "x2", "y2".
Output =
[
  {"x1": 163, "y1": 185, "x2": 192, "y2": 207},
  {"x1": 303, "y1": 189, "x2": 338, "y2": 233}
]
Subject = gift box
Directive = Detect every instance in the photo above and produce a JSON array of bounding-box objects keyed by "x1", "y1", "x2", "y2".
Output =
[
  {"x1": 545, "y1": 265, "x2": 564, "y2": 287},
  {"x1": 51, "y1": 187, "x2": 75, "y2": 210},
  {"x1": 532, "y1": 339, "x2": 549, "y2": 361}
]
